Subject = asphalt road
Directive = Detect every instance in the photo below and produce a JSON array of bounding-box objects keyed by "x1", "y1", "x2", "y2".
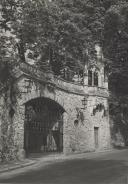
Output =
[{"x1": 0, "y1": 150, "x2": 128, "y2": 184}]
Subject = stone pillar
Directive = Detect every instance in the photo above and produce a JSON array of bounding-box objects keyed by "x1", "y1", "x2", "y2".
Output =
[
  {"x1": 104, "y1": 80, "x2": 108, "y2": 89},
  {"x1": 99, "y1": 67, "x2": 103, "y2": 88},
  {"x1": 63, "y1": 112, "x2": 71, "y2": 154},
  {"x1": 103, "y1": 68, "x2": 108, "y2": 89},
  {"x1": 14, "y1": 104, "x2": 26, "y2": 160},
  {"x1": 83, "y1": 65, "x2": 88, "y2": 86}
]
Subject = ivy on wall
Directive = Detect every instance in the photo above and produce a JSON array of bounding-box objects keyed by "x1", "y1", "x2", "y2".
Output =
[
  {"x1": 74, "y1": 107, "x2": 85, "y2": 126},
  {"x1": 92, "y1": 103, "x2": 107, "y2": 117}
]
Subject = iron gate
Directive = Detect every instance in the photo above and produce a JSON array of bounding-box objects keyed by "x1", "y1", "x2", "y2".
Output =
[{"x1": 24, "y1": 121, "x2": 63, "y2": 153}]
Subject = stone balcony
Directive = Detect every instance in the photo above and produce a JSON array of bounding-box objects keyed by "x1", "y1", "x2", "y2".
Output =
[
  {"x1": 53, "y1": 76, "x2": 84, "y2": 95},
  {"x1": 84, "y1": 85, "x2": 109, "y2": 98},
  {"x1": 19, "y1": 62, "x2": 109, "y2": 98}
]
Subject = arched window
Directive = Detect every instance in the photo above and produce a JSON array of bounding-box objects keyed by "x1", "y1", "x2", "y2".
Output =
[
  {"x1": 94, "y1": 71, "x2": 98, "y2": 86},
  {"x1": 88, "y1": 70, "x2": 93, "y2": 86}
]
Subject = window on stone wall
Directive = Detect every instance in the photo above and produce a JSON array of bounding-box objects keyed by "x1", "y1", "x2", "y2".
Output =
[
  {"x1": 88, "y1": 70, "x2": 93, "y2": 86},
  {"x1": 94, "y1": 71, "x2": 98, "y2": 86},
  {"x1": 88, "y1": 69, "x2": 99, "y2": 87}
]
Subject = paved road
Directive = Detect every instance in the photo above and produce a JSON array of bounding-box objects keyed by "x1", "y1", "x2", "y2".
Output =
[{"x1": 0, "y1": 150, "x2": 128, "y2": 184}]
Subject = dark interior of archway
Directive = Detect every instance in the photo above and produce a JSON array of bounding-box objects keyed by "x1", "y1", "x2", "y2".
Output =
[{"x1": 24, "y1": 98, "x2": 64, "y2": 155}]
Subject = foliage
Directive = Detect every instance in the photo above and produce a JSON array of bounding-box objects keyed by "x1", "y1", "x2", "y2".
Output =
[
  {"x1": 103, "y1": 1, "x2": 128, "y2": 145},
  {"x1": 0, "y1": 0, "x2": 108, "y2": 77}
]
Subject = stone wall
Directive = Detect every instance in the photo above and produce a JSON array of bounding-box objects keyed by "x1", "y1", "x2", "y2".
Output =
[
  {"x1": 0, "y1": 64, "x2": 111, "y2": 161},
  {"x1": 0, "y1": 89, "x2": 19, "y2": 161},
  {"x1": 13, "y1": 74, "x2": 111, "y2": 157},
  {"x1": 109, "y1": 116, "x2": 125, "y2": 147},
  {"x1": 63, "y1": 94, "x2": 111, "y2": 154}
]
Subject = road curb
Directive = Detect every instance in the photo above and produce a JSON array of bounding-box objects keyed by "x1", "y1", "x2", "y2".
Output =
[
  {"x1": 0, "y1": 148, "x2": 127, "y2": 174},
  {"x1": 0, "y1": 160, "x2": 36, "y2": 174}
]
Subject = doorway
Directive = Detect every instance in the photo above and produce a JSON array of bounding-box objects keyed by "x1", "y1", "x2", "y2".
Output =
[
  {"x1": 24, "y1": 98, "x2": 64, "y2": 155},
  {"x1": 94, "y1": 127, "x2": 99, "y2": 149}
]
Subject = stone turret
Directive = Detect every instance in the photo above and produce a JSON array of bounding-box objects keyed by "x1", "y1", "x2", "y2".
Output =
[{"x1": 83, "y1": 44, "x2": 108, "y2": 91}]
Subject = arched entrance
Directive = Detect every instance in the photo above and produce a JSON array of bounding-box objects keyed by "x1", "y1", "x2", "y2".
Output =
[{"x1": 24, "y1": 97, "x2": 65, "y2": 155}]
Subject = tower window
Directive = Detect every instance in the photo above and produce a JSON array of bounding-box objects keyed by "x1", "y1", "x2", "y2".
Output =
[
  {"x1": 88, "y1": 70, "x2": 93, "y2": 86},
  {"x1": 94, "y1": 71, "x2": 98, "y2": 86}
]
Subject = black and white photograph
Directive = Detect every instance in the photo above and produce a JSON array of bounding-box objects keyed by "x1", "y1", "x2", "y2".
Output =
[{"x1": 0, "y1": 0, "x2": 128, "y2": 183}]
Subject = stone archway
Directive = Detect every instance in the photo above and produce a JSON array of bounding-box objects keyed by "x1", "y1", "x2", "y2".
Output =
[{"x1": 24, "y1": 97, "x2": 65, "y2": 156}]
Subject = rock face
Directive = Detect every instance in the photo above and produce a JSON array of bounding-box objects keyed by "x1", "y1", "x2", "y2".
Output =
[{"x1": 0, "y1": 62, "x2": 111, "y2": 161}]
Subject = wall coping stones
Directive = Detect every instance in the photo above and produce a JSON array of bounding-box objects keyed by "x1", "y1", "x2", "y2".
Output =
[{"x1": 17, "y1": 62, "x2": 108, "y2": 98}]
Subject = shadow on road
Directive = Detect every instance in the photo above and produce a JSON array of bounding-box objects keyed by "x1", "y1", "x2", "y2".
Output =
[{"x1": 0, "y1": 158, "x2": 128, "y2": 184}]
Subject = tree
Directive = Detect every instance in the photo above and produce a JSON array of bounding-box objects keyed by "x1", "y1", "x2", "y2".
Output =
[{"x1": 103, "y1": 1, "x2": 128, "y2": 145}]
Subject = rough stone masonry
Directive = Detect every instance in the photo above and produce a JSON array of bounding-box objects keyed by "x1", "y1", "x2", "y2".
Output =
[{"x1": 0, "y1": 60, "x2": 111, "y2": 161}]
